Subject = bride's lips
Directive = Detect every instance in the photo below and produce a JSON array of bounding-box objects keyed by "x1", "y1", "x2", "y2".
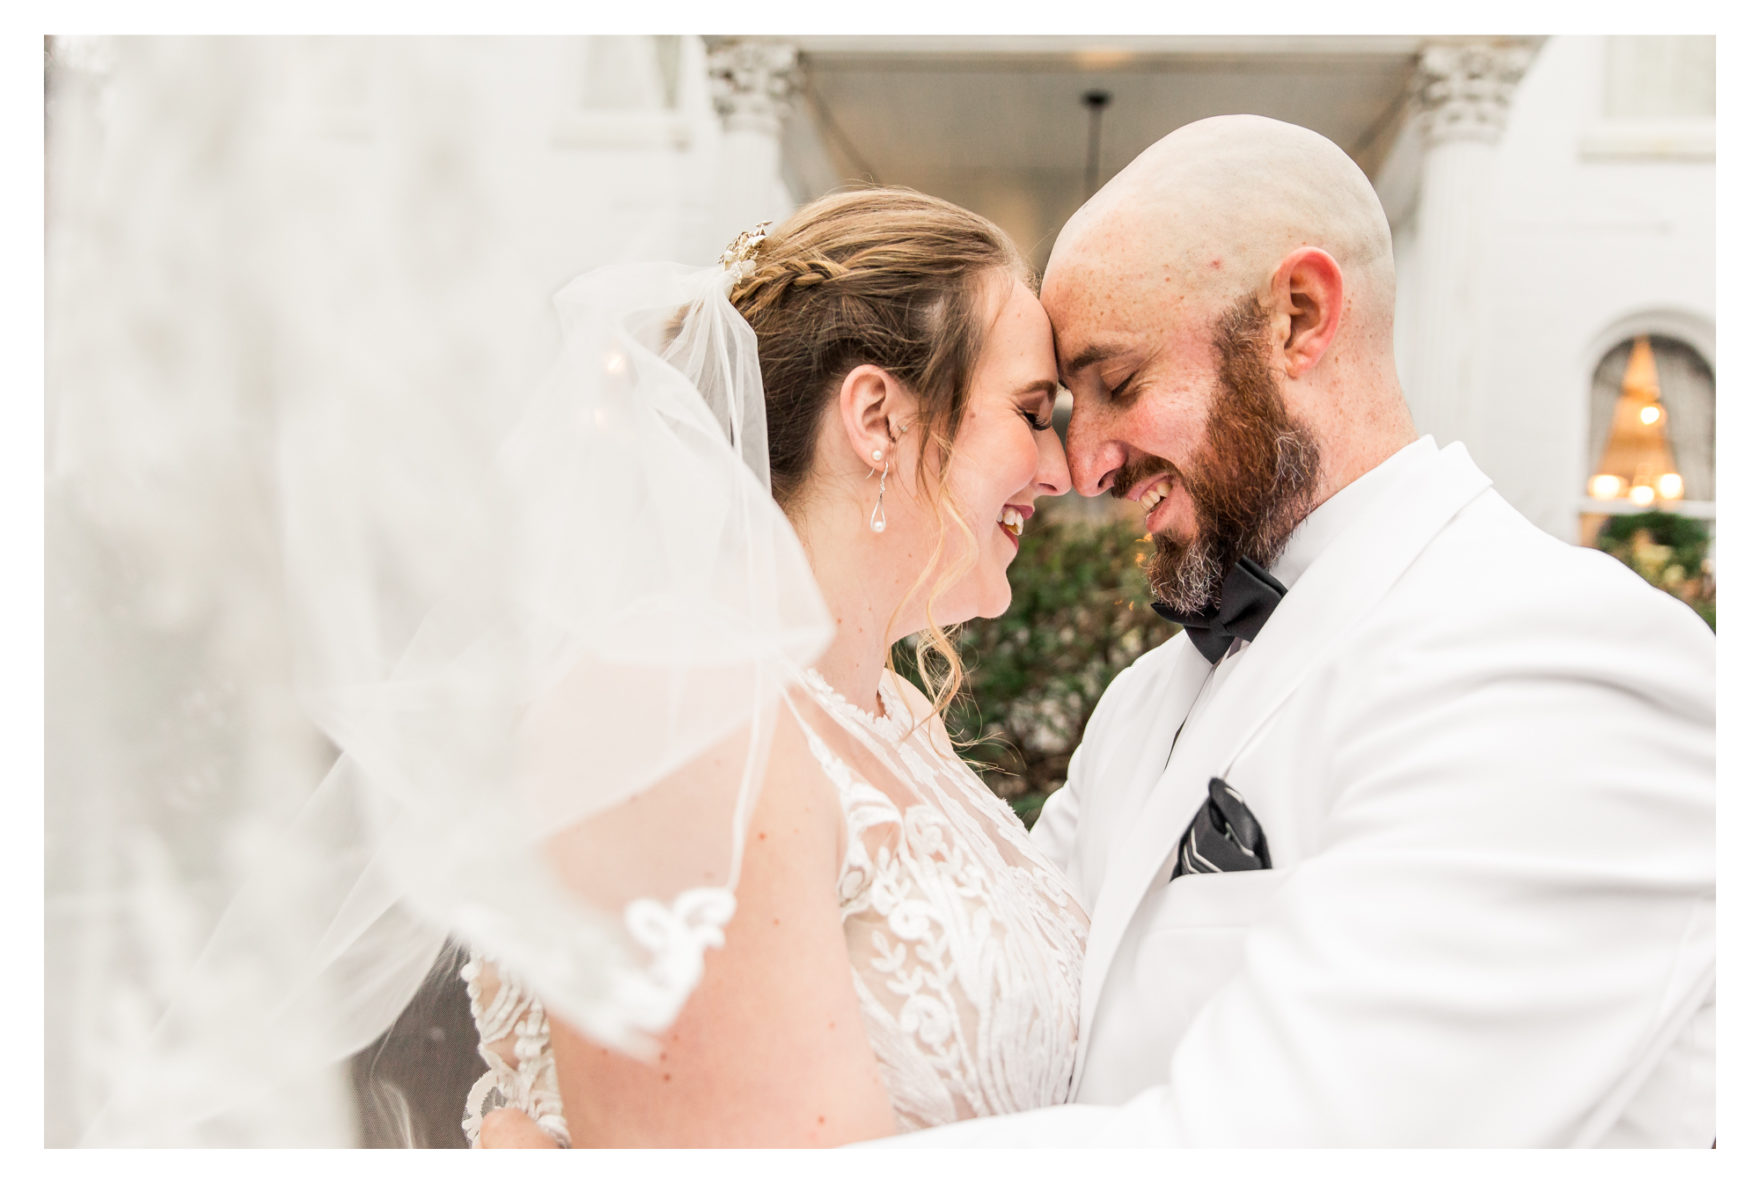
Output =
[{"x1": 997, "y1": 502, "x2": 1034, "y2": 549}]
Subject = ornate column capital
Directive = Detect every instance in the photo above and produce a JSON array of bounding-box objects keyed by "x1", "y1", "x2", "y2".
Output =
[
  {"x1": 1413, "y1": 41, "x2": 1538, "y2": 145},
  {"x1": 706, "y1": 39, "x2": 801, "y2": 136}
]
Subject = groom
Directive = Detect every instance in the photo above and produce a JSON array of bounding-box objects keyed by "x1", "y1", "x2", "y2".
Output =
[
  {"x1": 897, "y1": 114, "x2": 1716, "y2": 1146},
  {"x1": 485, "y1": 115, "x2": 1716, "y2": 1147}
]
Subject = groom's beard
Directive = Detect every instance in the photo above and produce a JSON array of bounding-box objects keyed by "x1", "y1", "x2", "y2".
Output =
[{"x1": 1118, "y1": 296, "x2": 1322, "y2": 614}]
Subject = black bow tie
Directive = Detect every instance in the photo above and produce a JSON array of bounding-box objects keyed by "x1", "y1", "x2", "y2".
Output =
[{"x1": 1152, "y1": 557, "x2": 1288, "y2": 665}]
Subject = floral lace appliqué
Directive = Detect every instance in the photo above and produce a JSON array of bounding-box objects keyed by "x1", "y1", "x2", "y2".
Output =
[{"x1": 800, "y1": 671, "x2": 1087, "y2": 1131}]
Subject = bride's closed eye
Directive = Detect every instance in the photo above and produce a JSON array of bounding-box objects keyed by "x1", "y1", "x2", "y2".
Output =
[{"x1": 1020, "y1": 407, "x2": 1054, "y2": 432}]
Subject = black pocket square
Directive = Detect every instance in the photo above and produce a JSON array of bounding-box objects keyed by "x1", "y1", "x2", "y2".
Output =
[{"x1": 1171, "y1": 777, "x2": 1272, "y2": 880}]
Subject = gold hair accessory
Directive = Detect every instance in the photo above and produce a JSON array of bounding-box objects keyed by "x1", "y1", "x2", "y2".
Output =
[{"x1": 719, "y1": 220, "x2": 773, "y2": 277}]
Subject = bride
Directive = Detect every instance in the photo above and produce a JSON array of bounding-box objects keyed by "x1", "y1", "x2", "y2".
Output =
[
  {"x1": 463, "y1": 187, "x2": 1087, "y2": 1147},
  {"x1": 49, "y1": 41, "x2": 1083, "y2": 1149}
]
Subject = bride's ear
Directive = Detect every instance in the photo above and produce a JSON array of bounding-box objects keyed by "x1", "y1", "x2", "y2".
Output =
[{"x1": 835, "y1": 364, "x2": 912, "y2": 474}]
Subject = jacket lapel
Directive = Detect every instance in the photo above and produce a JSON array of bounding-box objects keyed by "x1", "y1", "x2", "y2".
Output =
[
  {"x1": 1081, "y1": 648, "x2": 1214, "y2": 886},
  {"x1": 1073, "y1": 443, "x2": 1493, "y2": 1080}
]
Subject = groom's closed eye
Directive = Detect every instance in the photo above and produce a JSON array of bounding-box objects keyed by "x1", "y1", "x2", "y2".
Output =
[{"x1": 1103, "y1": 373, "x2": 1140, "y2": 403}]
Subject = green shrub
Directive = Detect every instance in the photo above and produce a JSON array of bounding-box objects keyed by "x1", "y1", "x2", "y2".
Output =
[
  {"x1": 894, "y1": 518, "x2": 1179, "y2": 826},
  {"x1": 1595, "y1": 511, "x2": 1716, "y2": 631}
]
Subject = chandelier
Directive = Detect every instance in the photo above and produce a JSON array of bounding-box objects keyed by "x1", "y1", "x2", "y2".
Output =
[{"x1": 1586, "y1": 335, "x2": 1684, "y2": 506}]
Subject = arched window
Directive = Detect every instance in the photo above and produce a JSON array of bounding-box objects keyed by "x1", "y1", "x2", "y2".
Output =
[
  {"x1": 1583, "y1": 334, "x2": 1714, "y2": 511},
  {"x1": 1580, "y1": 333, "x2": 1716, "y2": 602}
]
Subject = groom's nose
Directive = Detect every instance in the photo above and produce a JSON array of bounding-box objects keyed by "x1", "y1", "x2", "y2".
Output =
[{"x1": 1063, "y1": 401, "x2": 1121, "y2": 498}]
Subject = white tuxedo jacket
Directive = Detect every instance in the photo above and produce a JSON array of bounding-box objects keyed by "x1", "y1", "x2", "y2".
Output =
[{"x1": 900, "y1": 440, "x2": 1715, "y2": 1146}]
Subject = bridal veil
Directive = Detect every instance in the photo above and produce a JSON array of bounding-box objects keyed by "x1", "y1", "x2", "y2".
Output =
[{"x1": 47, "y1": 38, "x2": 829, "y2": 1144}]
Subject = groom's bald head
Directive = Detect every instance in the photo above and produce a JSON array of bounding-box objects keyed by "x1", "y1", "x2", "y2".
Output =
[{"x1": 1046, "y1": 114, "x2": 1397, "y2": 354}]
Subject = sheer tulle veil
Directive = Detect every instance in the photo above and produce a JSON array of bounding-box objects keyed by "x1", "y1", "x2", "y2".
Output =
[{"x1": 47, "y1": 38, "x2": 830, "y2": 1144}]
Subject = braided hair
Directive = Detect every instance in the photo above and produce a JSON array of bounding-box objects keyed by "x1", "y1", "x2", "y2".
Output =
[{"x1": 728, "y1": 187, "x2": 1030, "y2": 509}]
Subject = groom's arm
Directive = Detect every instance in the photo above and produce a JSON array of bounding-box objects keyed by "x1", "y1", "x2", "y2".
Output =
[
  {"x1": 883, "y1": 586, "x2": 1716, "y2": 1147},
  {"x1": 1026, "y1": 761, "x2": 1080, "y2": 876},
  {"x1": 1029, "y1": 658, "x2": 1145, "y2": 891}
]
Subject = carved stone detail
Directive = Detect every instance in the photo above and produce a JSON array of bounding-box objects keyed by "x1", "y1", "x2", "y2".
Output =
[
  {"x1": 707, "y1": 39, "x2": 801, "y2": 136},
  {"x1": 1414, "y1": 42, "x2": 1537, "y2": 145}
]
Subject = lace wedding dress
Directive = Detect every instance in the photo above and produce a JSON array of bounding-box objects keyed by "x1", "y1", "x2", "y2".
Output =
[{"x1": 461, "y1": 668, "x2": 1090, "y2": 1144}]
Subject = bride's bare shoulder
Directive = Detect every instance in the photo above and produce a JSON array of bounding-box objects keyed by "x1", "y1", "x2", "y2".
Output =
[
  {"x1": 760, "y1": 699, "x2": 855, "y2": 843},
  {"x1": 550, "y1": 693, "x2": 898, "y2": 1146}
]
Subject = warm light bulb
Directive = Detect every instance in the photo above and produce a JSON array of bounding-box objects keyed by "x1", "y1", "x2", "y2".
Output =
[
  {"x1": 1658, "y1": 472, "x2": 1685, "y2": 500},
  {"x1": 1588, "y1": 474, "x2": 1625, "y2": 500},
  {"x1": 1639, "y1": 404, "x2": 1663, "y2": 426},
  {"x1": 1629, "y1": 484, "x2": 1657, "y2": 506}
]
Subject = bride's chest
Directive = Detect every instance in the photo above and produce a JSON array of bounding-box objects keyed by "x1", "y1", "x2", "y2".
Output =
[
  {"x1": 819, "y1": 728, "x2": 1087, "y2": 1123},
  {"x1": 835, "y1": 750, "x2": 1087, "y2": 969}
]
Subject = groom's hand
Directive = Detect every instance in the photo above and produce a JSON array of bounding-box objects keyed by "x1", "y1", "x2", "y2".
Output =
[{"x1": 479, "y1": 1108, "x2": 561, "y2": 1149}]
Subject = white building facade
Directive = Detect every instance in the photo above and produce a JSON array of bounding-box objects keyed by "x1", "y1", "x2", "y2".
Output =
[{"x1": 1381, "y1": 36, "x2": 1715, "y2": 548}]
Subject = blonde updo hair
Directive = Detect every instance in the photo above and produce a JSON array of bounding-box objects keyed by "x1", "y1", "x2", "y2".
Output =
[{"x1": 728, "y1": 187, "x2": 1033, "y2": 721}]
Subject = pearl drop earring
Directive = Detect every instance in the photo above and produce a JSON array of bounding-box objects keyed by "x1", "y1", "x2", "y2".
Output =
[{"x1": 869, "y1": 461, "x2": 890, "y2": 533}]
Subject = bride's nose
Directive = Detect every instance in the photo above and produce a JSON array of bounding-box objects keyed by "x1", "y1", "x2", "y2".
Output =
[{"x1": 1034, "y1": 427, "x2": 1072, "y2": 498}]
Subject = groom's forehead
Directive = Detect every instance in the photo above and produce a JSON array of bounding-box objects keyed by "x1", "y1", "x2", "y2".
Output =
[
  {"x1": 1044, "y1": 256, "x2": 1200, "y2": 355},
  {"x1": 1042, "y1": 252, "x2": 1138, "y2": 330}
]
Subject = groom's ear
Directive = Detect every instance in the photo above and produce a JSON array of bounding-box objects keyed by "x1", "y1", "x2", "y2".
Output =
[
  {"x1": 835, "y1": 363, "x2": 910, "y2": 473},
  {"x1": 1268, "y1": 247, "x2": 1345, "y2": 381}
]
